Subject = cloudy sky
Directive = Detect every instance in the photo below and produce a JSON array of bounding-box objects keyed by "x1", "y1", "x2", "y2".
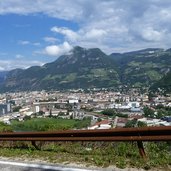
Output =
[{"x1": 1, "y1": 0, "x2": 171, "y2": 70}]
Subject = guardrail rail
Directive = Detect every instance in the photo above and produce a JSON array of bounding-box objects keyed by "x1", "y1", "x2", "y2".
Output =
[{"x1": 0, "y1": 126, "x2": 171, "y2": 158}]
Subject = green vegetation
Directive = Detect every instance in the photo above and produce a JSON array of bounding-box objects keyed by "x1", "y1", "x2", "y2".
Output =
[
  {"x1": 125, "y1": 119, "x2": 137, "y2": 128},
  {"x1": 11, "y1": 118, "x2": 91, "y2": 131},
  {"x1": 101, "y1": 109, "x2": 128, "y2": 118},
  {"x1": 74, "y1": 117, "x2": 91, "y2": 129},
  {"x1": 143, "y1": 106, "x2": 155, "y2": 118},
  {"x1": 1, "y1": 46, "x2": 119, "y2": 92},
  {"x1": 0, "y1": 122, "x2": 12, "y2": 132},
  {"x1": 63, "y1": 73, "x2": 77, "y2": 82},
  {"x1": 146, "y1": 70, "x2": 162, "y2": 81},
  {"x1": 13, "y1": 105, "x2": 22, "y2": 112},
  {"x1": 0, "y1": 141, "x2": 170, "y2": 170},
  {"x1": 4, "y1": 47, "x2": 171, "y2": 92},
  {"x1": 90, "y1": 68, "x2": 107, "y2": 77},
  {"x1": 42, "y1": 74, "x2": 62, "y2": 81},
  {"x1": 142, "y1": 62, "x2": 157, "y2": 69},
  {"x1": 0, "y1": 119, "x2": 170, "y2": 169},
  {"x1": 125, "y1": 119, "x2": 147, "y2": 128},
  {"x1": 101, "y1": 109, "x2": 115, "y2": 116},
  {"x1": 151, "y1": 71, "x2": 171, "y2": 93},
  {"x1": 133, "y1": 82, "x2": 144, "y2": 87},
  {"x1": 155, "y1": 105, "x2": 171, "y2": 118},
  {"x1": 143, "y1": 105, "x2": 171, "y2": 119},
  {"x1": 128, "y1": 61, "x2": 142, "y2": 67}
]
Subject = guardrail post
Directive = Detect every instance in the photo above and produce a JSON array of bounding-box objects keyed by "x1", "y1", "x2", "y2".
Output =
[
  {"x1": 31, "y1": 141, "x2": 40, "y2": 150},
  {"x1": 137, "y1": 141, "x2": 146, "y2": 159}
]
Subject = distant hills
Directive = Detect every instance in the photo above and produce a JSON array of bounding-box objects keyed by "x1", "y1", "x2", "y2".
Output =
[
  {"x1": 0, "y1": 46, "x2": 171, "y2": 92},
  {"x1": 0, "y1": 47, "x2": 119, "y2": 92},
  {"x1": 110, "y1": 48, "x2": 171, "y2": 87},
  {"x1": 0, "y1": 71, "x2": 8, "y2": 85},
  {"x1": 150, "y1": 71, "x2": 171, "y2": 92}
]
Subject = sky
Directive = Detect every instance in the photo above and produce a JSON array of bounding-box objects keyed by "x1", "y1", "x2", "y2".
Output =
[{"x1": 1, "y1": 0, "x2": 171, "y2": 71}]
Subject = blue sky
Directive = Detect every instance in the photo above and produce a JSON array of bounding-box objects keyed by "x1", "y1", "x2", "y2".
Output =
[{"x1": 1, "y1": 0, "x2": 171, "y2": 70}]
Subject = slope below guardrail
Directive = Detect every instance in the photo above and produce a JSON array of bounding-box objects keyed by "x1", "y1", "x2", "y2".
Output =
[{"x1": 0, "y1": 126, "x2": 171, "y2": 158}]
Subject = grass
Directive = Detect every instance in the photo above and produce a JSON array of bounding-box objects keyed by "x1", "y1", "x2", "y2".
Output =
[
  {"x1": 11, "y1": 118, "x2": 77, "y2": 131},
  {"x1": 42, "y1": 74, "x2": 62, "y2": 81},
  {"x1": 0, "y1": 141, "x2": 170, "y2": 170},
  {"x1": 0, "y1": 122, "x2": 13, "y2": 132},
  {"x1": 90, "y1": 68, "x2": 107, "y2": 77},
  {"x1": 146, "y1": 70, "x2": 162, "y2": 81},
  {"x1": 128, "y1": 61, "x2": 142, "y2": 67},
  {"x1": 11, "y1": 118, "x2": 91, "y2": 131},
  {"x1": 0, "y1": 121, "x2": 170, "y2": 170},
  {"x1": 63, "y1": 73, "x2": 77, "y2": 82},
  {"x1": 142, "y1": 62, "x2": 158, "y2": 69}
]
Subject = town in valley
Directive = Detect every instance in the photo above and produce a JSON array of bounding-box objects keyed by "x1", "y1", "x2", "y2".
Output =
[{"x1": 0, "y1": 88, "x2": 171, "y2": 130}]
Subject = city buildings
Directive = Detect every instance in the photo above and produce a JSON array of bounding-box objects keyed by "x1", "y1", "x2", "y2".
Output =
[{"x1": 0, "y1": 89, "x2": 170, "y2": 128}]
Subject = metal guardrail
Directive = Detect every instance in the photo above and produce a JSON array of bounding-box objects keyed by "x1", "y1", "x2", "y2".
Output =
[{"x1": 0, "y1": 126, "x2": 171, "y2": 158}]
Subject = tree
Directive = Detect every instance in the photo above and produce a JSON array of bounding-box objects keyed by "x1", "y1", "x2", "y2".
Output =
[
  {"x1": 116, "y1": 112, "x2": 128, "y2": 118},
  {"x1": 38, "y1": 111, "x2": 44, "y2": 115},
  {"x1": 24, "y1": 115, "x2": 31, "y2": 120},
  {"x1": 97, "y1": 117, "x2": 102, "y2": 122},
  {"x1": 143, "y1": 106, "x2": 155, "y2": 118},
  {"x1": 115, "y1": 99, "x2": 120, "y2": 103},
  {"x1": 102, "y1": 109, "x2": 128, "y2": 118},
  {"x1": 65, "y1": 103, "x2": 72, "y2": 111},
  {"x1": 137, "y1": 121, "x2": 147, "y2": 127},
  {"x1": 125, "y1": 120, "x2": 147, "y2": 128},
  {"x1": 101, "y1": 109, "x2": 116, "y2": 116},
  {"x1": 58, "y1": 112, "x2": 65, "y2": 116},
  {"x1": 125, "y1": 119, "x2": 137, "y2": 128},
  {"x1": 13, "y1": 106, "x2": 22, "y2": 112},
  {"x1": 55, "y1": 104, "x2": 60, "y2": 109}
]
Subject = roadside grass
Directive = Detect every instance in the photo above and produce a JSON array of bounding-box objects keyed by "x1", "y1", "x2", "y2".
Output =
[
  {"x1": 11, "y1": 118, "x2": 91, "y2": 131},
  {"x1": 0, "y1": 120, "x2": 170, "y2": 169},
  {"x1": 0, "y1": 141, "x2": 170, "y2": 170},
  {"x1": 0, "y1": 122, "x2": 13, "y2": 132}
]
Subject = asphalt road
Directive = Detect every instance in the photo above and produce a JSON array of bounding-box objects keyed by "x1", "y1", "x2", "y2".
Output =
[
  {"x1": 0, "y1": 160, "x2": 147, "y2": 171},
  {"x1": 0, "y1": 160, "x2": 98, "y2": 171}
]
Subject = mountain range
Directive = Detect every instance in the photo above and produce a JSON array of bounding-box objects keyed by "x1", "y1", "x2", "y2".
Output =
[
  {"x1": 150, "y1": 71, "x2": 171, "y2": 92},
  {"x1": 0, "y1": 71, "x2": 8, "y2": 84},
  {"x1": 0, "y1": 46, "x2": 171, "y2": 92},
  {"x1": 110, "y1": 48, "x2": 171, "y2": 87}
]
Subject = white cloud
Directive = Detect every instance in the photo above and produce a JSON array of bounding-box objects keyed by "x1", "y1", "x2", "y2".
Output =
[
  {"x1": 15, "y1": 54, "x2": 24, "y2": 59},
  {"x1": 0, "y1": 0, "x2": 84, "y2": 20},
  {"x1": 84, "y1": 29, "x2": 107, "y2": 40},
  {"x1": 18, "y1": 40, "x2": 41, "y2": 46},
  {"x1": 140, "y1": 27, "x2": 165, "y2": 42},
  {"x1": 43, "y1": 37, "x2": 58, "y2": 43},
  {"x1": 33, "y1": 42, "x2": 41, "y2": 46},
  {"x1": 2, "y1": 0, "x2": 171, "y2": 53},
  {"x1": 48, "y1": 0, "x2": 171, "y2": 52},
  {"x1": 51, "y1": 26, "x2": 108, "y2": 49},
  {"x1": 0, "y1": 66, "x2": 5, "y2": 71},
  {"x1": 0, "y1": 59, "x2": 44, "y2": 71},
  {"x1": 51, "y1": 27, "x2": 78, "y2": 42},
  {"x1": 18, "y1": 40, "x2": 30, "y2": 45},
  {"x1": 44, "y1": 42, "x2": 72, "y2": 57}
]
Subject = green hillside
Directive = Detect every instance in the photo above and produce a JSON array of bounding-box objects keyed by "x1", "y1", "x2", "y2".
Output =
[
  {"x1": 150, "y1": 71, "x2": 171, "y2": 92},
  {"x1": 1, "y1": 46, "x2": 171, "y2": 92},
  {"x1": 1, "y1": 46, "x2": 119, "y2": 92},
  {"x1": 110, "y1": 48, "x2": 171, "y2": 87}
]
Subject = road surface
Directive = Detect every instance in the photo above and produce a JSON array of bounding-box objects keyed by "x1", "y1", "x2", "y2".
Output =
[{"x1": 0, "y1": 160, "x2": 99, "y2": 171}]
